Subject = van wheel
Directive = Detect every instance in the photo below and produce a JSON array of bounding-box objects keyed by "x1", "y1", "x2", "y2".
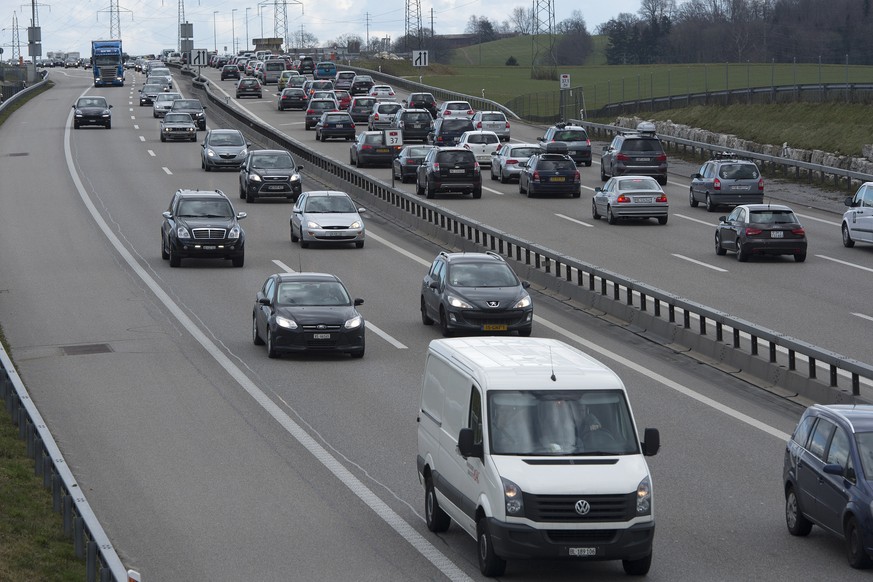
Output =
[
  {"x1": 705, "y1": 194, "x2": 716, "y2": 212},
  {"x1": 846, "y1": 516, "x2": 873, "y2": 569},
  {"x1": 689, "y1": 189, "x2": 699, "y2": 207},
  {"x1": 425, "y1": 476, "x2": 450, "y2": 532},
  {"x1": 622, "y1": 552, "x2": 652, "y2": 575},
  {"x1": 420, "y1": 297, "x2": 433, "y2": 326},
  {"x1": 785, "y1": 486, "x2": 812, "y2": 536},
  {"x1": 477, "y1": 518, "x2": 506, "y2": 577},
  {"x1": 842, "y1": 223, "x2": 856, "y2": 248}
]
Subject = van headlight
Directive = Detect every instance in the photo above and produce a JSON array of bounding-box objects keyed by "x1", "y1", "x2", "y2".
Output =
[
  {"x1": 636, "y1": 476, "x2": 652, "y2": 515},
  {"x1": 502, "y1": 478, "x2": 524, "y2": 516}
]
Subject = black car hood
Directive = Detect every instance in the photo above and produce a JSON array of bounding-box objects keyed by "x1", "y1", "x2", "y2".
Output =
[
  {"x1": 276, "y1": 305, "x2": 357, "y2": 325},
  {"x1": 252, "y1": 168, "x2": 297, "y2": 178},
  {"x1": 77, "y1": 106, "x2": 110, "y2": 115},
  {"x1": 177, "y1": 217, "x2": 236, "y2": 230},
  {"x1": 452, "y1": 286, "x2": 526, "y2": 309}
]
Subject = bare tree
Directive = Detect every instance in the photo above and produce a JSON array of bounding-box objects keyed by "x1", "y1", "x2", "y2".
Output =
[
  {"x1": 638, "y1": 0, "x2": 677, "y2": 22},
  {"x1": 508, "y1": 6, "x2": 534, "y2": 34}
]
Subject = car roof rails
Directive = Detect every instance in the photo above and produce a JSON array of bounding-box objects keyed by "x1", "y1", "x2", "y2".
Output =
[
  {"x1": 484, "y1": 251, "x2": 506, "y2": 261},
  {"x1": 713, "y1": 150, "x2": 739, "y2": 160}
]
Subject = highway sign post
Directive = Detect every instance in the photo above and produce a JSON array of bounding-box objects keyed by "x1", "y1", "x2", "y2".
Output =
[
  {"x1": 191, "y1": 48, "x2": 208, "y2": 79},
  {"x1": 412, "y1": 50, "x2": 429, "y2": 67}
]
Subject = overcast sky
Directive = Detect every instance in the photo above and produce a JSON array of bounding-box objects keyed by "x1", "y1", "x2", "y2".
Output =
[{"x1": 2, "y1": 0, "x2": 645, "y2": 57}]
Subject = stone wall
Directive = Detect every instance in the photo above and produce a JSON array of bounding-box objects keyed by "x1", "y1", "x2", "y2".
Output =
[{"x1": 615, "y1": 116, "x2": 873, "y2": 174}]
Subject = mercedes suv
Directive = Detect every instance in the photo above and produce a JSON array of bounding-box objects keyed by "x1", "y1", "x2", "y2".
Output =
[
  {"x1": 600, "y1": 122, "x2": 668, "y2": 185},
  {"x1": 160, "y1": 189, "x2": 246, "y2": 268}
]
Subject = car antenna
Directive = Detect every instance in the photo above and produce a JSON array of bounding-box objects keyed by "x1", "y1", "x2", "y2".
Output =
[{"x1": 549, "y1": 345, "x2": 557, "y2": 382}]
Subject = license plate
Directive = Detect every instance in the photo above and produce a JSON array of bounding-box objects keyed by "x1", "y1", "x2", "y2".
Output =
[
  {"x1": 483, "y1": 324, "x2": 507, "y2": 331},
  {"x1": 771, "y1": 230, "x2": 784, "y2": 238},
  {"x1": 413, "y1": 124, "x2": 422, "y2": 128},
  {"x1": 268, "y1": 185, "x2": 284, "y2": 190},
  {"x1": 313, "y1": 333, "x2": 331, "y2": 339},
  {"x1": 569, "y1": 547, "x2": 597, "y2": 557},
  {"x1": 450, "y1": 169, "x2": 465, "y2": 174},
  {"x1": 730, "y1": 186, "x2": 748, "y2": 191},
  {"x1": 336, "y1": 124, "x2": 346, "y2": 128},
  {"x1": 325, "y1": 231, "x2": 346, "y2": 236},
  {"x1": 549, "y1": 176, "x2": 566, "y2": 182},
  {"x1": 202, "y1": 245, "x2": 216, "y2": 250},
  {"x1": 376, "y1": 148, "x2": 389, "y2": 153},
  {"x1": 635, "y1": 197, "x2": 653, "y2": 203},
  {"x1": 637, "y1": 157, "x2": 651, "y2": 162}
]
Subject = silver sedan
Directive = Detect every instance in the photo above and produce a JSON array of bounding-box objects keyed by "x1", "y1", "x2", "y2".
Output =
[
  {"x1": 592, "y1": 176, "x2": 669, "y2": 225},
  {"x1": 290, "y1": 191, "x2": 366, "y2": 248},
  {"x1": 489, "y1": 143, "x2": 540, "y2": 184}
]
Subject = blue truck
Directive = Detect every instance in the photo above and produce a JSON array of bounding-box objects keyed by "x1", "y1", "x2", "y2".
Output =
[{"x1": 91, "y1": 39, "x2": 124, "y2": 86}]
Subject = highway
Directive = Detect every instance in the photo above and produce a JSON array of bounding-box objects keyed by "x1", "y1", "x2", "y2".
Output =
[{"x1": 0, "y1": 66, "x2": 868, "y2": 580}]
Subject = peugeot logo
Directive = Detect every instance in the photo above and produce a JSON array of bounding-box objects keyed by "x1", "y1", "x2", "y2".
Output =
[
  {"x1": 486, "y1": 301, "x2": 499, "y2": 307},
  {"x1": 574, "y1": 500, "x2": 591, "y2": 515}
]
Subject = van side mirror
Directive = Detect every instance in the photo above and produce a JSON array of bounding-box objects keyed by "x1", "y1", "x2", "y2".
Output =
[
  {"x1": 845, "y1": 196, "x2": 856, "y2": 207},
  {"x1": 457, "y1": 428, "x2": 483, "y2": 459},
  {"x1": 642, "y1": 428, "x2": 660, "y2": 456}
]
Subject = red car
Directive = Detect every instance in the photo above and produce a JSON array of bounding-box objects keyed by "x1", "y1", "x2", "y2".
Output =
[{"x1": 331, "y1": 90, "x2": 352, "y2": 110}]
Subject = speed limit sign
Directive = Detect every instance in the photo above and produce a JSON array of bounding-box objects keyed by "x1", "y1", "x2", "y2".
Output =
[
  {"x1": 560, "y1": 74, "x2": 571, "y2": 89},
  {"x1": 384, "y1": 129, "x2": 403, "y2": 146}
]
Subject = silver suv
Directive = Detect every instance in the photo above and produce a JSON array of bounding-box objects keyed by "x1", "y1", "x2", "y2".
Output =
[
  {"x1": 600, "y1": 122, "x2": 668, "y2": 185},
  {"x1": 689, "y1": 152, "x2": 764, "y2": 212}
]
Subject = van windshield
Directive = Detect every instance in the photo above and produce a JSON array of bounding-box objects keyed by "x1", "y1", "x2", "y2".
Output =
[{"x1": 487, "y1": 390, "x2": 639, "y2": 456}]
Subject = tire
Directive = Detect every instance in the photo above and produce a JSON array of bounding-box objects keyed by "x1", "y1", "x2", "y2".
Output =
[
  {"x1": 794, "y1": 253, "x2": 807, "y2": 263},
  {"x1": 161, "y1": 135, "x2": 166, "y2": 142},
  {"x1": 715, "y1": 232, "x2": 727, "y2": 255},
  {"x1": 239, "y1": 182, "x2": 246, "y2": 199},
  {"x1": 416, "y1": 179, "x2": 424, "y2": 196},
  {"x1": 266, "y1": 328, "x2": 278, "y2": 358},
  {"x1": 232, "y1": 254, "x2": 244, "y2": 268},
  {"x1": 439, "y1": 308, "x2": 452, "y2": 337},
  {"x1": 846, "y1": 516, "x2": 873, "y2": 569},
  {"x1": 592, "y1": 200, "x2": 601, "y2": 220},
  {"x1": 689, "y1": 189, "x2": 699, "y2": 207},
  {"x1": 600, "y1": 163, "x2": 608, "y2": 181},
  {"x1": 350, "y1": 344, "x2": 365, "y2": 359},
  {"x1": 477, "y1": 518, "x2": 506, "y2": 577},
  {"x1": 301, "y1": 237, "x2": 310, "y2": 248},
  {"x1": 425, "y1": 476, "x2": 450, "y2": 532},
  {"x1": 420, "y1": 297, "x2": 434, "y2": 326},
  {"x1": 622, "y1": 552, "x2": 652, "y2": 576},
  {"x1": 842, "y1": 223, "x2": 856, "y2": 247},
  {"x1": 74, "y1": 122, "x2": 80, "y2": 129},
  {"x1": 519, "y1": 179, "x2": 526, "y2": 195},
  {"x1": 169, "y1": 248, "x2": 181, "y2": 268},
  {"x1": 106, "y1": 122, "x2": 111, "y2": 129},
  {"x1": 246, "y1": 188, "x2": 255, "y2": 203},
  {"x1": 572, "y1": 188, "x2": 581, "y2": 198},
  {"x1": 426, "y1": 182, "x2": 435, "y2": 199},
  {"x1": 785, "y1": 486, "x2": 812, "y2": 536},
  {"x1": 657, "y1": 176, "x2": 667, "y2": 186},
  {"x1": 161, "y1": 233, "x2": 170, "y2": 260},
  {"x1": 350, "y1": 152, "x2": 356, "y2": 165},
  {"x1": 607, "y1": 206, "x2": 618, "y2": 225},
  {"x1": 499, "y1": 168, "x2": 508, "y2": 184},
  {"x1": 355, "y1": 241, "x2": 364, "y2": 248},
  {"x1": 705, "y1": 194, "x2": 716, "y2": 212},
  {"x1": 736, "y1": 241, "x2": 748, "y2": 262},
  {"x1": 252, "y1": 315, "x2": 265, "y2": 345},
  {"x1": 490, "y1": 167, "x2": 497, "y2": 181},
  {"x1": 472, "y1": 187, "x2": 482, "y2": 199},
  {"x1": 518, "y1": 326, "x2": 532, "y2": 337},
  {"x1": 291, "y1": 225, "x2": 299, "y2": 243},
  {"x1": 657, "y1": 215, "x2": 668, "y2": 225},
  {"x1": 204, "y1": 162, "x2": 211, "y2": 172}
]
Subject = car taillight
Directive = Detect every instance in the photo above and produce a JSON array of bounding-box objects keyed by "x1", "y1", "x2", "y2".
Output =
[
  {"x1": 463, "y1": 144, "x2": 471, "y2": 150},
  {"x1": 574, "y1": 171, "x2": 581, "y2": 183},
  {"x1": 361, "y1": 145, "x2": 373, "y2": 151},
  {"x1": 406, "y1": 159, "x2": 418, "y2": 164},
  {"x1": 444, "y1": 110, "x2": 452, "y2": 115},
  {"x1": 656, "y1": 194, "x2": 667, "y2": 203},
  {"x1": 506, "y1": 122, "x2": 511, "y2": 129},
  {"x1": 436, "y1": 136, "x2": 444, "y2": 143},
  {"x1": 306, "y1": 109, "x2": 314, "y2": 114},
  {"x1": 657, "y1": 153, "x2": 667, "y2": 161},
  {"x1": 616, "y1": 195, "x2": 631, "y2": 203},
  {"x1": 758, "y1": 178, "x2": 764, "y2": 191},
  {"x1": 792, "y1": 227, "x2": 805, "y2": 236},
  {"x1": 476, "y1": 121, "x2": 482, "y2": 128},
  {"x1": 374, "y1": 113, "x2": 380, "y2": 120},
  {"x1": 713, "y1": 178, "x2": 721, "y2": 191},
  {"x1": 506, "y1": 160, "x2": 518, "y2": 165},
  {"x1": 745, "y1": 227, "x2": 762, "y2": 236},
  {"x1": 532, "y1": 170, "x2": 540, "y2": 181},
  {"x1": 616, "y1": 153, "x2": 630, "y2": 161},
  {"x1": 473, "y1": 162, "x2": 480, "y2": 175},
  {"x1": 433, "y1": 162, "x2": 440, "y2": 171},
  {"x1": 467, "y1": 110, "x2": 474, "y2": 115}
]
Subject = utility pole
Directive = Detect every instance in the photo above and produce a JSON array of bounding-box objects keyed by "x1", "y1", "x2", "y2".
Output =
[
  {"x1": 213, "y1": 10, "x2": 218, "y2": 52},
  {"x1": 231, "y1": 8, "x2": 237, "y2": 54},
  {"x1": 245, "y1": 7, "x2": 250, "y2": 52},
  {"x1": 365, "y1": 12, "x2": 369, "y2": 53}
]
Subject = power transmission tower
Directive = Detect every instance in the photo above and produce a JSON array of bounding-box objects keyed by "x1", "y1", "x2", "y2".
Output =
[
  {"x1": 530, "y1": 0, "x2": 556, "y2": 79},
  {"x1": 404, "y1": 0, "x2": 422, "y2": 51},
  {"x1": 97, "y1": 1, "x2": 131, "y2": 38},
  {"x1": 12, "y1": 11, "x2": 21, "y2": 60},
  {"x1": 273, "y1": 0, "x2": 287, "y2": 47}
]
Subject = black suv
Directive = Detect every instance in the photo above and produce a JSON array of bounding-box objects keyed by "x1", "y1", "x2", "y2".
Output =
[
  {"x1": 519, "y1": 143, "x2": 581, "y2": 198},
  {"x1": 239, "y1": 149, "x2": 304, "y2": 203},
  {"x1": 600, "y1": 122, "x2": 668, "y2": 185},
  {"x1": 416, "y1": 147, "x2": 482, "y2": 199},
  {"x1": 420, "y1": 251, "x2": 533, "y2": 337},
  {"x1": 296, "y1": 56, "x2": 315, "y2": 76},
  {"x1": 428, "y1": 118, "x2": 474, "y2": 146},
  {"x1": 169, "y1": 99, "x2": 207, "y2": 131},
  {"x1": 406, "y1": 92, "x2": 438, "y2": 118},
  {"x1": 391, "y1": 108, "x2": 434, "y2": 143},
  {"x1": 538, "y1": 122, "x2": 592, "y2": 166},
  {"x1": 349, "y1": 74, "x2": 375, "y2": 96},
  {"x1": 160, "y1": 189, "x2": 246, "y2": 268},
  {"x1": 690, "y1": 152, "x2": 764, "y2": 212}
]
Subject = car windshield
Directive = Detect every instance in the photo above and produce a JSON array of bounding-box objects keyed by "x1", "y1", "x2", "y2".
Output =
[
  {"x1": 209, "y1": 132, "x2": 244, "y2": 146},
  {"x1": 482, "y1": 113, "x2": 505, "y2": 121},
  {"x1": 748, "y1": 210, "x2": 799, "y2": 224},
  {"x1": 617, "y1": 178, "x2": 660, "y2": 190},
  {"x1": 404, "y1": 113, "x2": 431, "y2": 122},
  {"x1": 448, "y1": 263, "x2": 518, "y2": 287},
  {"x1": 164, "y1": 114, "x2": 192, "y2": 123},
  {"x1": 487, "y1": 390, "x2": 639, "y2": 456},
  {"x1": 510, "y1": 147, "x2": 539, "y2": 158},
  {"x1": 363, "y1": 134, "x2": 384, "y2": 145},
  {"x1": 177, "y1": 200, "x2": 233, "y2": 218},
  {"x1": 380, "y1": 104, "x2": 402, "y2": 114},
  {"x1": 312, "y1": 101, "x2": 335, "y2": 110},
  {"x1": 304, "y1": 196, "x2": 356, "y2": 213},
  {"x1": 77, "y1": 98, "x2": 107, "y2": 108},
  {"x1": 536, "y1": 160, "x2": 576, "y2": 172},
  {"x1": 408, "y1": 147, "x2": 432, "y2": 157},
  {"x1": 142, "y1": 85, "x2": 162, "y2": 93},
  {"x1": 555, "y1": 130, "x2": 586, "y2": 141},
  {"x1": 251, "y1": 154, "x2": 295, "y2": 169},
  {"x1": 442, "y1": 120, "x2": 473, "y2": 131},
  {"x1": 277, "y1": 281, "x2": 350, "y2": 306},
  {"x1": 447, "y1": 103, "x2": 470, "y2": 110},
  {"x1": 437, "y1": 151, "x2": 474, "y2": 165},
  {"x1": 354, "y1": 99, "x2": 376, "y2": 108},
  {"x1": 465, "y1": 134, "x2": 498, "y2": 144},
  {"x1": 174, "y1": 101, "x2": 200, "y2": 110},
  {"x1": 325, "y1": 115, "x2": 350, "y2": 123},
  {"x1": 719, "y1": 164, "x2": 759, "y2": 180},
  {"x1": 156, "y1": 94, "x2": 181, "y2": 102},
  {"x1": 622, "y1": 139, "x2": 663, "y2": 152}
]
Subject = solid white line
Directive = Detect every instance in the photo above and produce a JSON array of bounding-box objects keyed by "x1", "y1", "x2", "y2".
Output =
[
  {"x1": 816, "y1": 254, "x2": 873, "y2": 274},
  {"x1": 795, "y1": 212, "x2": 839, "y2": 226},
  {"x1": 674, "y1": 213, "x2": 717, "y2": 227},
  {"x1": 162, "y1": 167, "x2": 172, "y2": 175},
  {"x1": 556, "y1": 213, "x2": 594, "y2": 228},
  {"x1": 271, "y1": 259, "x2": 408, "y2": 350},
  {"x1": 853, "y1": 312, "x2": 873, "y2": 323},
  {"x1": 147, "y1": 150, "x2": 155, "y2": 157},
  {"x1": 66, "y1": 95, "x2": 470, "y2": 582},
  {"x1": 672, "y1": 254, "x2": 729, "y2": 272}
]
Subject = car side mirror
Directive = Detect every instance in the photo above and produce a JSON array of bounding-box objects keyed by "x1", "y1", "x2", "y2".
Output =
[
  {"x1": 428, "y1": 280, "x2": 440, "y2": 289},
  {"x1": 108, "y1": 104, "x2": 113, "y2": 109},
  {"x1": 246, "y1": 142, "x2": 252, "y2": 147},
  {"x1": 457, "y1": 428, "x2": 483, "y2": 459},
  {"x1": 537, "y1": 136, "x2": 544, "y2": 142},
  {"x1": 845, "y1": 196, "x2": 856, "y2": 207},
  {"x1": 354, "y1": 298, "x2": 364, "y2": 306},
  {"x1": 521, "y1": 281, "x2": 531, "y2": 289},
  {"x1": 258, "y1": 297, "x2": 271, "y2": 306},
  {"x1": 642, "y1": 428, "x2": 660, "y2": 456},
  {"x1": 692, "y1": 173, "x2": 702, "y2": 179},
  {"x1": 594, "y1": 187, "x2": 603, "y2": 193},
  {"x1": 162, "y1": 211, "x2": 172, "y2": 219},
  {"x1": 823, "y1": 463, "x2": 845, "y2": 476},
  {"x1": 71, "y1": 104, "x2": 75, "y2": 108},
  {"x1": 718, "y1": 216, "x2": 727, "y2": 222},
  {"x1": 236, "y1": 212, "x2": 247, "y2": 220},
  {"x1": 602, "y1": 146, "x2": 609, "y2": 152}
]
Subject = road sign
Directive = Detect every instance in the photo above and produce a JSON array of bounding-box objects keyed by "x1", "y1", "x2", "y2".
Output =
[
  {"x1": 560, "y1": 73, "x2": 571, "y2": 89},
  {"x1": 191, "y1": 49, "x2": 208, "y2": 67},
  {"x1": 412, "y1": 50, "x2": 429, "y2": 67},
  {"x1": 384, "y1": 129, "x2": 403, "y2": 147}
]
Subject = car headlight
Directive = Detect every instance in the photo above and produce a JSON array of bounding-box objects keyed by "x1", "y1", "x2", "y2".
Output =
[
  {"x1": 513, "y1": 294, "x2": 532, "y2": 309},
  {"x1": 349, "y1": 221, "x2": 361, "y2": 229},
  {"x1": 175, "y1": 226, "x2": 191, "y2": 239},
  {"x1": 206, "y1": 148, "x2": 216, "y2": 158},
  {"x1": 228, "y1": 225, "x2": 241, "y2": 239},
  {"x1": 290, "y1": 174, "x2": 300, "y2": 182},
  {"x1": 102, "y1": 111, "x2": 111, "y2": 117},
  {"x1": 502, "y1": 478, "x2": 524, "y2": 516},
  {"x1": 305, "y1": 220, "x2": 321, "y2": 229},
  {"x1": 447, "y1": 294, "x2": 473, "y2": 309},
  {"x1": 636, "y1": 476, "x2": 652, "y2": 515},
  {"x1": 239, "y1": 148, "x2": 247, "y2": 157},
  {"x1": 74, "y1": 111, "x2": 83, "y2": 117},
  {"x1": 275, "y1": 316, "x2": 298, "y2": 329},
  {"x1": 250, "y1": 174, "x2": 262, "y2": 182},
  {"x1": 344, "y1": 315, "x2": 363, "y2": 329}
]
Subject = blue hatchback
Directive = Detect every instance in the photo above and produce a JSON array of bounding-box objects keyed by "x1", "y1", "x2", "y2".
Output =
[{"x1": 784, "y1": 404, "x2": 873, "y2": 569}]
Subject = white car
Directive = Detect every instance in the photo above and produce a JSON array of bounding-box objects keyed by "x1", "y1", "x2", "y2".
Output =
[
  {"x1": 471, "y1": 110, "x2": 510, "y2": 141},
  {"x1": 369, "y1": 84, "x2": 396, "y2": 101},
  {"x1": 436, "y1": 100, "x2": 474, "y2": 119},
  {"x1": 456, "y1": 130, "x2": 501, "y2": 166},
  {"x1": 841, "y1": 181, "x2": 873, "y2": 248}
]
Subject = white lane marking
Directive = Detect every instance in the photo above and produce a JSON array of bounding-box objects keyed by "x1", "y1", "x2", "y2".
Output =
[
  {"x1": 675, "y1": 213, "x2": 717, "y2": 227},
  {"x1": 65, "y1": 96, "x2": 470, "y2": 582},
  {"x1": 147, "y1": 150, "x2": 156, "y2": 157},
  {"x1": 854, "y1": 312, "x2": 873, "y2": 323},
  {"x1": 271, "y1": 259, "x2": 408, "y2": 349},
  {"x1": 133, "y1": 125, "x2": 139, "y2": 130},
  {"x1": 672, "y1": 254, "x2": 729, "y2": 272},
  {"x1": 816, "y1": 254, "x2": 873, "y2": 274},
  {"x1": 129, "y1": 108, "x2": 133, "y2": 112},
  {"x1": 162, "y1": 167, "x2": 172, "y2": 175},
  {"x1": 795, "y1": 212, "x2": 840, "y2": 226},
  {"x1": 138, "y1": 136, "x2": 145, "y2": 142},
  {"x1": 556, "y1": 213, "x2": 594, "y2": 228},
  {"x1": 483, "y1": 186, "x2": 503, "y2": 196},
  {"x1": 130, "y1": 116, "x2": 136, "y2": 120}
]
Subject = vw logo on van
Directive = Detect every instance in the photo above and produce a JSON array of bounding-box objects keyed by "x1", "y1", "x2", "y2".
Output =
[{"x1": 574, "y1": 500, "x2": 591, "y2": 515}]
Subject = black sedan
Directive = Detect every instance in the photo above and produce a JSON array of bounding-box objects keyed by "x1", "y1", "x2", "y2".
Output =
[
  {"x1": 314, "y1": 112, "x2": 356, "y2": 142},
  {"x1": 72, "y1": 96, "x2": 112, "y2": 129},
  {"x1": 349, "y1": 131, "x2": 401, "y2": 168},
  {"x1": 252, "y1": 272, "x2": 365, "y2": 359},
  {"x1": 392, "y1": 145, "x2": 434, "y2": 183},
  {"x1": 277, "y1": 88, "x2": 308, "y2": 111},
  {"x1": 715, "y1": 203, "x2": 808, "y2": 262},
  {"x1": 236, "y1": 78, "x2": 262, "y2": 99}
]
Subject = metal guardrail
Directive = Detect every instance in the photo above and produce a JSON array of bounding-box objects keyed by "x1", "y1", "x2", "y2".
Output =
[
  {"x1": 0, "y1": 69, "x2": 49, "y2": 113},
  {"x1": 578, "y1": 119, "x2": 873, "y2": 191},
  {"x1": 0, "y1": 342, "x2": 135, "y2": 582},
  {"x1": 186, "y1": 67, "x2": 873, "y2": 404}
]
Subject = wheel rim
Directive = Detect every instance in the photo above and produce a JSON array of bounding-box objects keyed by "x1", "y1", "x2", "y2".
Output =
[
  {"x1": 843, "y1": 225, "x2": 850, "y2": 244},
  {"x1": 426, "y1": 488, "x2": 434, "y2": 521},
  {"x1": 715, "y1": 234, "x2": 721, "y2": 252},
  {"x1": 479, "y1": 530, "x2": 489, "y2": 561},
  {"x1": 252, "y1": 316, "x2": 258, "y2": 342},
  {"x1": 786, "y1": 492, "x2": 798, "y2": 529}
]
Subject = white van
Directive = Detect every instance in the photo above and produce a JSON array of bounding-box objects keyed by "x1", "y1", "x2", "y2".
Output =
[{"x1": 416, "y1": 337, "x2": 660, "y2": 577}]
